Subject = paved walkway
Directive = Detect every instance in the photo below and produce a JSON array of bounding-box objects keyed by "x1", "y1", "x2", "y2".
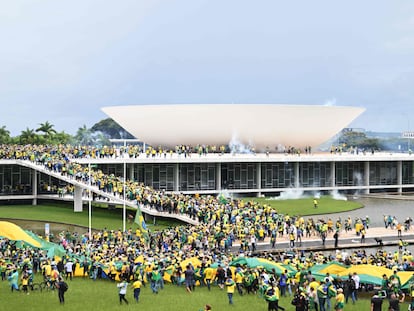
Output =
[
  {"x1": 232, "y1": 195, "x2": 414, "y2": 253},
  {"x1": 233, "y1": 225, "x2": 414, "y2": 254}
]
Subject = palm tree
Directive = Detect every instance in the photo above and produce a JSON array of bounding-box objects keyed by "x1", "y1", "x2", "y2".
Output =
[
  {"x1": 0, "y1": 126, "x2": 11, "y2": 144},
  {"x1": 75, "y1": 125, "x2": 94, "y2": 145},
  {"x1": 20, "y1": 128, "x2": 38, "y2": 144},
  {"x1": 36, "y1": 121, "x2": 56, "y2": 140}
]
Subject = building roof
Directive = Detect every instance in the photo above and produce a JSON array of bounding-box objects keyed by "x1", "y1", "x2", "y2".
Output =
[{"x1": 102, "y1": 104, "x2": 365, "y2": 150}]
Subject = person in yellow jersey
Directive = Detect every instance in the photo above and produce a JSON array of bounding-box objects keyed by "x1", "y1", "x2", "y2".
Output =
[
  {"x1": 43, "y1": 261, "x2": 52, "y2": 279},
  {"x1": 21, "y1": 273, "x2": 29, "y2": 295},
  {"x1": 225, "y1": 276, "x2": 236, "y2": 304},
  {"x1": 203, "y1": 264, "x2": 214, "y2": 291},
  {"x1": 334, "y1": 288, "x2": 345, "y2": 311},
  {"x1": 131, "y1": 277, "x2": 142, "y2": 303},
  {"x1": 235, "y1": 265, "x2": 244, "y2": 295}
]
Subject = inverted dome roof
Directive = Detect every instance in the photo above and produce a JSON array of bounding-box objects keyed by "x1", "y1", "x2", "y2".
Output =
[{"x1": 102, "y1": 104, "x2": 365, "y2": 150}]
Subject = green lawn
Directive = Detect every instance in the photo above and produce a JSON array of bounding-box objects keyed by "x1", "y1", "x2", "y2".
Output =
[
  {"x1": 245, "y1": 196, "x2": 362, "y2": 216},
  {"x1": 0, "y1": 275, "x2": 391, "y2": 311},
  {"x1": 0, "y1": 203, "x2": 181, "y2": 232},
  {"x1": 0, "y1": 199, "x2": 395, "y2": 311}
]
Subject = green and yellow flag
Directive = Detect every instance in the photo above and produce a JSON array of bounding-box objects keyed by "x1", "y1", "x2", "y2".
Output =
[{"x1": 134, "y1": 207, "x2": 149, "y2": 242}]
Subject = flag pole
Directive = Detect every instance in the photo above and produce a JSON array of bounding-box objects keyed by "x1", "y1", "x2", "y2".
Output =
[
  {"x1": 123, "y1": 139, "x2": 126, "y2": 233},
  {"x1": 88, "y1": 161, "x2": 92, "y2": 240}
]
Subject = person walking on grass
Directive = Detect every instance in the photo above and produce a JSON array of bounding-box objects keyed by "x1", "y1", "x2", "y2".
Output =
[
  {"x1": 131, "y1": 277, "x2": 142, "y2": 302},
  {"x1": 8, "y1": 269, "x2": 19, "y2": 292},
  {"x1": 21, "y1": 273, "x2": 29, "y2": 295},
  {"x1": 56, "y1": 277, "x2": 68, "y2": 304},
  {"x1": 265, "y1": 284, "x2": 285, "y2": 311},
  {"x1": 117, "y1": 279, "x2": 129, "y2": 305},
  {"x1": 334, "y1": 288, "x2": 345, "y2": 311},
  {"x1": 64, "y1": 259, "x2": 74, "y2": 281},
  {"x1": 184, "y1": 264, "x2": 195, "y2": 293},
  {"x1": 225, "y1": 276, "x2": 236, "y2": 305}
]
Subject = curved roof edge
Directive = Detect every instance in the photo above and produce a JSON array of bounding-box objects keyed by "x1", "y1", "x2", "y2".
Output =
[{"x1": 102, "y1": 104, "x2": 365, "y2": 150}]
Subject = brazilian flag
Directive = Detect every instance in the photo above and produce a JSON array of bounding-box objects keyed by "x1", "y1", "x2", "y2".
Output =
[
  {"x1": 218, "y1": 193, "x2": 228, "y2": 204},
  {"x1": 134, "y1": 207, "x2": 149, "y2": 242}
]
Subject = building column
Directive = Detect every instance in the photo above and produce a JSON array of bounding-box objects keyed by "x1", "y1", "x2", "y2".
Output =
[
  {"x1": 129, "y1": 163, "x2": 134, "y2": 181},
  {"x1": 364, "y1": 161, "x2": 370, "y2": 194},
  {"x1": 294, "y1": 162, "x2": 300, "y2": 188},
  {"x1": 174, "y1": 163, "x2": 179, "y2": 192},
  {"x1": 256, "y1": 162, "x2": 262, "y2": 197},
  {"x1": 32, "y1": 169, "x2": 37, "y2": 206},
  {"x1": 216, "y1": 163, "x2": 221, "y2": 192},
  {"x1": 74, "y1": 186, "x2": 83, "y2": 212},
  {"x1": 397, "y1": 161, "x2": 403, "y2": 194},
  {"x1": 330, "y1": 161, "x2": 336, "y2": 188}
]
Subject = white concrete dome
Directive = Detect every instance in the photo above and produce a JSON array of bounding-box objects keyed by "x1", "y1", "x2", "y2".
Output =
[{"x1": 102, "y1": 104, "x2": 365, "y2": 150}]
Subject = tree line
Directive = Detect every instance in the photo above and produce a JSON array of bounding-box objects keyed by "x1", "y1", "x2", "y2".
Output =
[
  {"x1": 0, "y1": 120, "x2": 409, "y2": 152},
  {"x1": 0, "y1": 119, "x2": 133, "y2": 145}
]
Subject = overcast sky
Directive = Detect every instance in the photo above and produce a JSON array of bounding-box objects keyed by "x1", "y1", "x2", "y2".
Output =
[{"x1": 1, "y1": 1, "x2": 413, "y2": 136}]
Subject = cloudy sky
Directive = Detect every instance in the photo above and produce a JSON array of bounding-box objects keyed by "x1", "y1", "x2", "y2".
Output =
[{"x1": 1, "y1": 0, "x2": 413, "y2": 136}]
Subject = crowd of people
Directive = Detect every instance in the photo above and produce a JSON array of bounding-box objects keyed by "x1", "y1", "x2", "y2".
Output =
[
  {"x1": 1, "y1": 230, "x2": 414, "y2": 310},
  {"x1": 2, "y1": 144, "x2": 412, "y2": 248},
  {"x1": 0, "y1": 143, "x2": 414, "y2": 309},
  {"x1": 0, "y1": 143, "x2": 316, "y2": 162}
]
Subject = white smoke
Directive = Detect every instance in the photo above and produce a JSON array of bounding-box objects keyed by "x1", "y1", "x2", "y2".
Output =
[
  {"x1": 330, "y1": 190, "x2": 347, "y2": 201},
  {"x1": 267, "y1": 189, "x2": 308, "y2": 200},
  {"x1": 353, "y1": 172, "x2": 363, "y2": 185},
  {"x1": 353, "y1": 172, "x2": 363, "y2": 198},
  {"x1": 266, "y1": 189, "x2": 348, "y2": 201},
  {"x1": 229, "y1": 133, "x2": 255, "y2": 154}
]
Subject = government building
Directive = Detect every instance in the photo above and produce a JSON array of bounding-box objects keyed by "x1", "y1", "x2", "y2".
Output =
[{"x1": 1, "y1": 104, "x2": 413, "y2": 204}]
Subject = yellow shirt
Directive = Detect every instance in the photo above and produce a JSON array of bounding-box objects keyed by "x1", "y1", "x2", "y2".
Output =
[
  {"x1": 309, "y1": 280, "x2": 320, "y2": 291},
  {"x1": 132, "y1": 280, "x2": 142, "y2": 289},
  {"x1": 226, "y1": 280, "x2": 236, "y2": 293},
  {"x1": 235, "y1": 272, "x2": 244, "y2": 283},
  {"x1": 336, "y1": 293, "x2": 345, "y2": 304},
  {"x1": 204, "y1": 267, "x2": 215, "y2": 280}
]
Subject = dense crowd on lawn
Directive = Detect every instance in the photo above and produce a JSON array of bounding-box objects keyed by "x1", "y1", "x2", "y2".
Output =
[
  {"x1": 1, "y1": 226, "x2": 414, "y2": 309},
  {"x1": 1, "y1": 144, "x2": 414, "y2": 309}
]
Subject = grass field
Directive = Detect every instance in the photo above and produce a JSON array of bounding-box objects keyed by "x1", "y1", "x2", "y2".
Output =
[
  {"x1": 0, "y1": 202, "x2": 181, "y2": 232},
  {"x1": 0, "y1": 275, "x2": 390, "y2": 311},
  {"x1": 239, "y1": 196, "x2": 362, "y2": 216},
  {"x1": 0, "y1": 198, "x2": 393, "y2": 311}
]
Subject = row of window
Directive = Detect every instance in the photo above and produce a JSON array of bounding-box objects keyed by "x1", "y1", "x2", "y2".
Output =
[{"x1": 0, "y1": 161, "x2": 413, "y2": 193}]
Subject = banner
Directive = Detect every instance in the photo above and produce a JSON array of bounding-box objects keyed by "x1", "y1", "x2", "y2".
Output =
[{"x1": 134, "y1": 205, "x2": 149, "y2": 242}]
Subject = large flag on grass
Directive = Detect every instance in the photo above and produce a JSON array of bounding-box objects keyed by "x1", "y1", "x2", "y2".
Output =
[{"x1": 134, "y1": 206, "x2": 149, "y2": 242}]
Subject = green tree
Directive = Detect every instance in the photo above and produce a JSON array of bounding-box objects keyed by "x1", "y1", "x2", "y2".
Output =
[
  {"x1": 91, "y1": 118, "x2": 134, "y2": 139},
  {"x1": 36, "y1": 121, "x2": 57, "y2": 140},
  {"x1": 19, "y1": 128, "x2": 39, "y2": 144},
  {"x1": 0, "y1": 126, "x2": 11, "y2": 144},
  {"x1": 74, "y1": 125, "x2": 94, "y2": 145},
  {"x1": 338, "y1": 130, "x2": 382, "y2": 151}
]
